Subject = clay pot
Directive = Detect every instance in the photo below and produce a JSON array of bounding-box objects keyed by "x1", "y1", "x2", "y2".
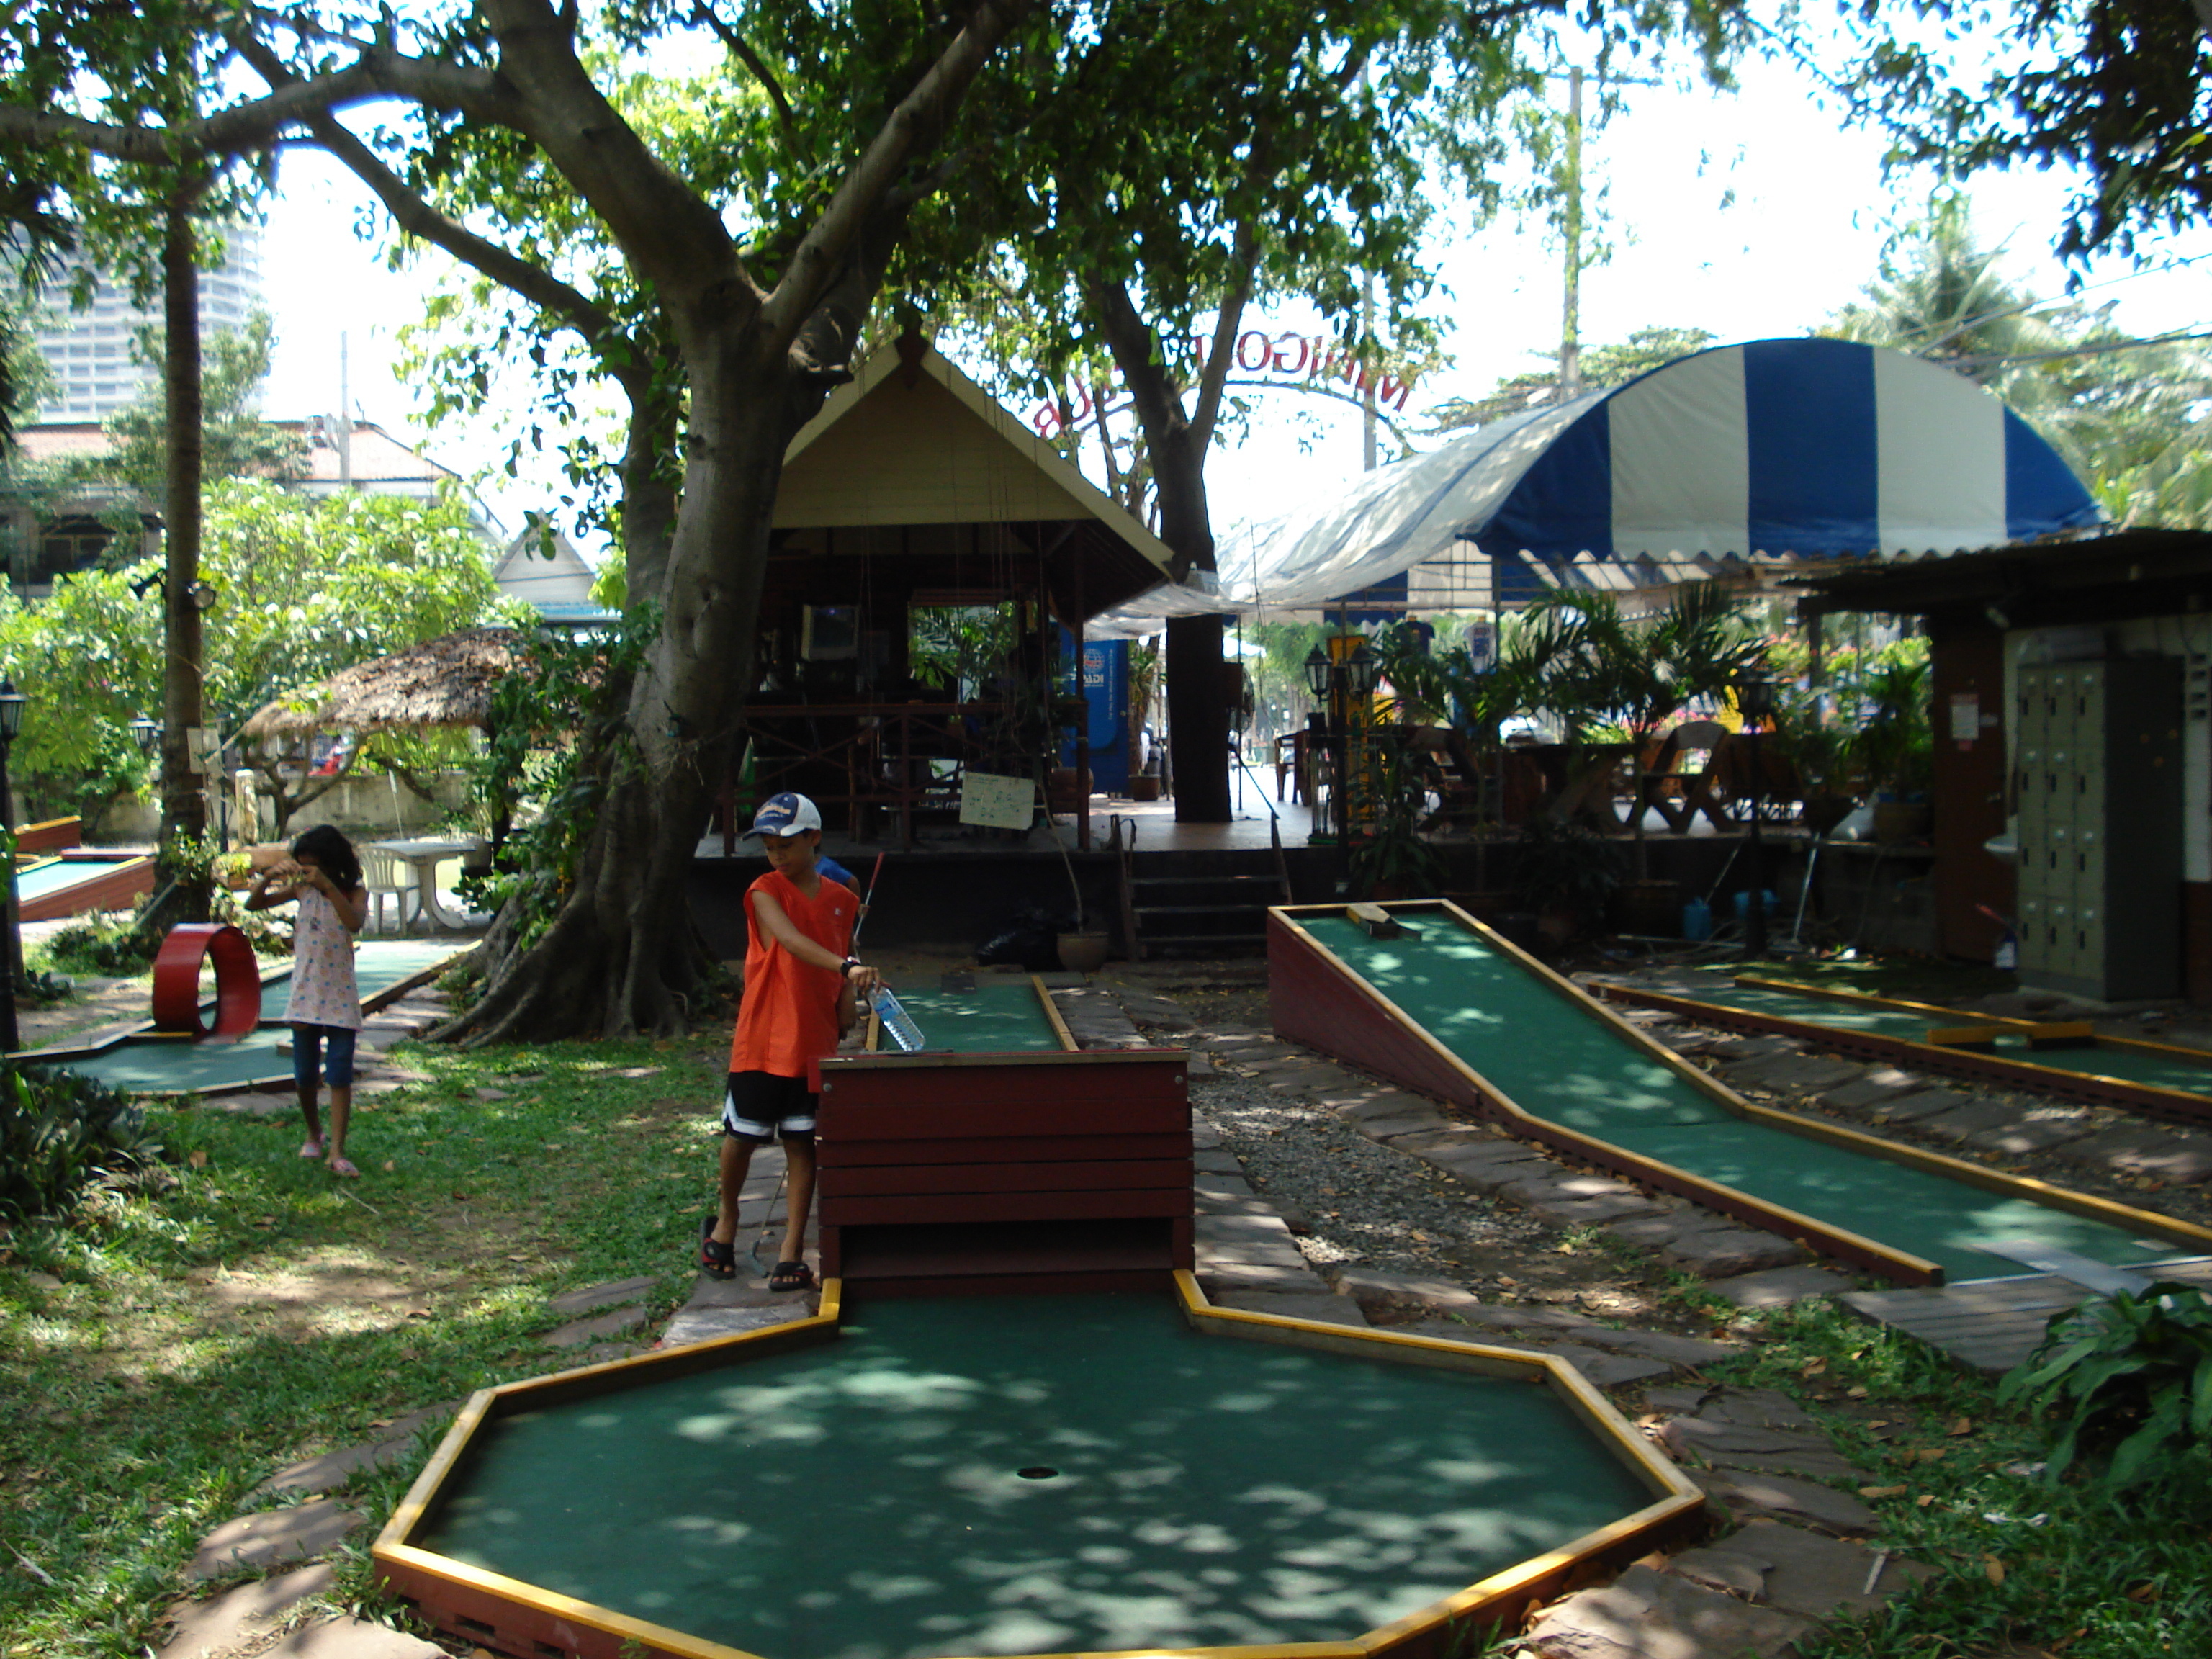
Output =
[{"x1": 1056, "y1": 930, "x2": 1110, "y2": 973}]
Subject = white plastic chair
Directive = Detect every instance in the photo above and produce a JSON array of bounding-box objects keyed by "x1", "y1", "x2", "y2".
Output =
[{"x1": 359, "y1": 847, "x2": 421, "y2": 935}]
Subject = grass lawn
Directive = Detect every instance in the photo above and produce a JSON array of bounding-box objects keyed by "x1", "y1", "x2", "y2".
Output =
[
  {"x1": 1, "y1": 1021, "x2": 732, "y2": 1658},
  {"x1": 1673, "y1": 1292, "x2": 2212, "y2": 1659}
]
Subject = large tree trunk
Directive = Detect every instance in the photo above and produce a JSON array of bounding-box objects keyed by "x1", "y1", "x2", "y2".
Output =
[
  {"x1": 1151, "y1": 430, "x2": 1231, "y2": 823},
  {"x1": 145, "y1": 191, "x2": 211, "y2": 933},
  {"x1": 439, "y1": 325, "x2": 803, "y2": 1042}
]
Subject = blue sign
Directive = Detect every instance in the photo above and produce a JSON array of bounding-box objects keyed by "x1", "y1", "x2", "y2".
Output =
[{"x1": 1059, "y1": 636, "x2": 1130, "y2": 793}]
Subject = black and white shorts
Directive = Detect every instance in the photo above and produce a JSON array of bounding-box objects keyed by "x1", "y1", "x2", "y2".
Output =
[{"x1": 720, "y1": 1070, "x2": 817, "y2": 1143}]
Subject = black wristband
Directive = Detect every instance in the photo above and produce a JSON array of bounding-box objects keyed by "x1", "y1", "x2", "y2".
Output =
[{"x1": 840, "y1": 956, "x2": 861, "y2": 977}]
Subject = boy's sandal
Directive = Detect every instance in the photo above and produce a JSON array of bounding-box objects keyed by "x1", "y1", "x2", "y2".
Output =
[
  {"x1": 698, "y1": 1216, "x2": 737, "y2": 1282},
  {"x1": 327, "y1": 1156, "x2": 360, "y2": 1179},
  {"x1": 768, "y1": 1260, "x2": 815, "y2": 1293}
]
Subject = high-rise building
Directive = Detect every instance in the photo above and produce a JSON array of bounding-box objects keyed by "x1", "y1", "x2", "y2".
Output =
[{"x1": 27, "y1": 220, "x2": 266, "y2": 421}]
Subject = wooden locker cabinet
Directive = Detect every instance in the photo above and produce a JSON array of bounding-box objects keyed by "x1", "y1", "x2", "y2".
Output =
[{"x1": 2013, "y1": 660, "x2": 2182, "y2": 1000}]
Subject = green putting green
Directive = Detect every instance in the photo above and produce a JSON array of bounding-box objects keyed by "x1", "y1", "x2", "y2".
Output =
[
  {"x1": 417, "y1": 1294, "x2": 1653, "y2": 1658},
  {"x1": 1664, "y1": 979, "x2": 2212, "y2": 1101},
  {"x1": 27, "y1": 940, "x2": 460, "y2": 1094},
  {"x1": 15, "y1": 854, "x2": 137, "y2": 903},
  {"x1": 1309, "y1": 917, "x2": 2179, "y2": 1282},
  {"x1": 892, "y1": 981, "x2": 1064, "y2": 1053}
]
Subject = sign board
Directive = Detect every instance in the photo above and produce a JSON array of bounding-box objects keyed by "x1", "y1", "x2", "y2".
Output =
[{"x1": 959, "y1": 770, "x2": 1035, "y2": 830}]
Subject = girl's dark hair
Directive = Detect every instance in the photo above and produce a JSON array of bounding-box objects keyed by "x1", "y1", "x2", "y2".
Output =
[{"x1": 290, "y1": 824, "x2": 362, "y2": 893}]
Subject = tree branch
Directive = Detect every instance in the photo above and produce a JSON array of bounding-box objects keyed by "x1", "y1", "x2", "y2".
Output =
[
  {"x1": 760, "y1": 0, "x2": 1033, "y2": 351},
  {"x1": 231, "y1": 32, "x2": 639, "y2": 396},
  {"x1": 691, "y1": 2, "x2": 799, "y2": 153},
  {"x1": 476, "y1": 0, "x2": 753, "y2": 334}
]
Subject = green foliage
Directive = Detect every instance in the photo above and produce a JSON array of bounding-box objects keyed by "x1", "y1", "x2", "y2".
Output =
[
  {"x1": 1833, "y1": 0, "x2": 2209, "y2": 261},
  {"x1": 1348, "y1": 730, "x2": 1444, "y2": 898},
  {"x1": 40, "y1": 916, "x2": 159, "y2": 977},
  {"x1": 98, "y1": 310, "x2": 308, "y2": 500},
  {"x1": 908, "y1": 602, "x2": 1017, "y2": 696},
  {"x1": 1998, "y1": 1282, "x2": 2212, "y2": 1491},
  {"x1": 0, "y1": 1061, "x2": 157, "y2": 1222},
  {"x1": 1508, "y1": 815, "x2": 1624, "y2": 922},
  {"x1": 454, "y1": 612, "x2": 659, "y2": 947},
  {"x1": 0, "y1": 479, "x2": 522, "y2": 821}
]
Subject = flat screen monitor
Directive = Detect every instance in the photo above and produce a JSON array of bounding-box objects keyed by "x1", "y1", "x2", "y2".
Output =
[{"x1": 801, "y1": 604, "x2": 859, "y2": 660}]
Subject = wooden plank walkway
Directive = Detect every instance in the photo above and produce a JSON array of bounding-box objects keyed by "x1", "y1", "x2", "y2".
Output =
[{"x1": 1843, "y1": 1256, "x2": 2212, "y2": 1374}]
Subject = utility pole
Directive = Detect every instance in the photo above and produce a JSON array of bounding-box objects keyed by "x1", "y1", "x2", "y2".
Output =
[
  {"x1": 1539, "y1": 64, "x2": 1657, "y2": 403},
  {"x1": 1560, "y1": 66, "x2": 1583, "y2": 401}
]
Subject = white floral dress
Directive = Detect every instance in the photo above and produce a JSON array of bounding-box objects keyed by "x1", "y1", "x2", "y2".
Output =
[{"x1": 287, "y1": 886, "x2": 363, "y2": 1030}]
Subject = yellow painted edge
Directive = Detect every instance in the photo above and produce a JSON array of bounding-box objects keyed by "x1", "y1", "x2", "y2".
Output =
[
  {"x1": 1597, "y1": 985, "x2": 2212, "y2": 1250},
  {"x1": 1731, "y1": 973, "x2": 2212, "y2": 1069},
  {"x1": 1032, "y1": 974, "x2": 1082, "y2": 1051},
  {"x1": 374, "y1": 1386, "x2": 497, "y2": 1552},
  {"x1": 1168, "y1": 1267, "x2": 1703, "y2": 1658},
  {"x1": 1268, "y1": 904, "x2": 1941, "y2": 1281},
  {"x1": 373, "y1": 1540, "x2": 773, "y2": 1659},
  {"x1": 1353, "y1": 1492, "x2": 1706, "y2": 1656}
]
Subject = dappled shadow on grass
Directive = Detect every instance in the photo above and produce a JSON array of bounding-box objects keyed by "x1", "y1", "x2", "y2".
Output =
[{"x1": 0, "y1": 1031, "x2": 732, "y2": 1650}]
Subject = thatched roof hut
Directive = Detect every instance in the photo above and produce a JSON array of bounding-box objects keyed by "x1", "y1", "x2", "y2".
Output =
[{"x1": 238, "y1": 626, "x2": 523, "y2": 743}]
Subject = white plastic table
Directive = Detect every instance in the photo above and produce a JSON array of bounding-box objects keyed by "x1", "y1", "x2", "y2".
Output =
[{"x1": 366, "y1": 837, "x2": 481, "y2": 932}]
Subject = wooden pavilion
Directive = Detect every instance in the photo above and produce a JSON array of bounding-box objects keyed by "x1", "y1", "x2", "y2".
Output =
[{"x1": 729, "y1": 333, "x2": 1177, "y2": 844}]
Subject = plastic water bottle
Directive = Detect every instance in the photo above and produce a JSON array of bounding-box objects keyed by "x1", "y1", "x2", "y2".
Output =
[{"x1": 871, "y1": 986, "x2": 926, "y2": 1053}]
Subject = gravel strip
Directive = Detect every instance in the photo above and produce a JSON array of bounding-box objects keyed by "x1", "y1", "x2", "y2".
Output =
[{"x1": 1194, "y1": 1071, "x2": 1555, "y2": 1280}]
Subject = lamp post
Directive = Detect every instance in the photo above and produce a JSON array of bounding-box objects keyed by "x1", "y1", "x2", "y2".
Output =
[
  {"x1": 1302, "y1": 646, "x2": 1334, "y2": 845},
  {"x1": 0, "y1": 680, "x2": 27, "y2": 1053},
  {"x1": 1340, "y1": 641, "x2": 1379, "y2": 847},
  {"x1": 1734, "y1": 670, "x2": 1775, "y2": 959}
]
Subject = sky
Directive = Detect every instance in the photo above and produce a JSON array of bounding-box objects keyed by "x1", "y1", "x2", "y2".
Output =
[{"x1": 251, "y1": 24, "x2": 2211, "y2": 563}]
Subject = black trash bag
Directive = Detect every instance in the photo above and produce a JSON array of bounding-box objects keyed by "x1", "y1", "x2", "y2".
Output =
[{"x1": 976, "y1": 907, "x2": 1071, "y2": 971}]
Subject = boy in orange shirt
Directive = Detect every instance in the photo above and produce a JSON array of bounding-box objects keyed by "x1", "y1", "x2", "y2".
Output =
[{"x1": 700, "y1": 793, "x2": 880, "y2": 1291}]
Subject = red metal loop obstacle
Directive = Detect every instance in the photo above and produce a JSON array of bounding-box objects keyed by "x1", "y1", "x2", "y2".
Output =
[{"x1": 150, "y1": 923, "x2": 262, "y2": 1041}]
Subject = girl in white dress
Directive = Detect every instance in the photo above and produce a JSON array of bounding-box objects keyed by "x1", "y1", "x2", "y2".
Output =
[{"x1": 246, "y1": 825, "x2": 369, "y2": 1177}]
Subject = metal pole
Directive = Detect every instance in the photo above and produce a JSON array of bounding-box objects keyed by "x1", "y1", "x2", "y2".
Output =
[{"x1": 1, "y1": 725, "x2": 19, "y2": 1053}]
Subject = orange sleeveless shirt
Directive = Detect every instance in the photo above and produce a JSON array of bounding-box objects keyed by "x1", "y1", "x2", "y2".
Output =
[{"x1": 728, "y1": 868, "x2": 860, "y2": 1079}]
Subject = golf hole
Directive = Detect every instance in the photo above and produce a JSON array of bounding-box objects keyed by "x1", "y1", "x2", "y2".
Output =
[{"x1": 1015, "y1": 1465, "x2": 1059, "y2": 1480}]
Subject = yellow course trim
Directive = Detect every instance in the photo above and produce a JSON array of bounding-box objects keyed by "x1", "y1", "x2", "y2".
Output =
[{"x1": 1032, "y1": 973, "x2": 1082, "y2": 1051}]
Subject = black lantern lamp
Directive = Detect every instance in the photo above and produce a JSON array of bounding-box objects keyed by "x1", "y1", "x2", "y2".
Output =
[
  {"x1": 1302, "y1": 645, "x2": 1331, "y2": 706},
  {"x1": 129, "y1": 714, "x2": 161, "y2": 755},
  {"x1": 1732, "y1": 668, "x2": 1774, "y2": 958},
  {"x1": 0, "y1": 682, "x2": 25, "y2": 744},
  {"x1": 1343, "y1": 642, "x2": 1379, "y2": 701}
]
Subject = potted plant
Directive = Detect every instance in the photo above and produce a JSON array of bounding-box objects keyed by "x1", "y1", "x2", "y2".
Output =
[
  {"x1": 1844, "y1": 644, "x2": 1934, "y2": 842},
  {"x1": 1348, "y1": 732, "x2": 1444, "y2": 900},
  {"x1": 1508, "y1": 816, "x2": 1627, "y2": 947}
]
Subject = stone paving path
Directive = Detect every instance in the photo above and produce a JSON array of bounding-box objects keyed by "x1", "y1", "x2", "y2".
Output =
[{"x1": 163, "y1": 977, "x2": 1933, "y2": 1659}]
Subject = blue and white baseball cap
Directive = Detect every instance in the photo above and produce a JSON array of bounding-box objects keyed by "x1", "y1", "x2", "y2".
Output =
[{"x1": 743, "y1": 791, "x2": 823, "y2": 838}]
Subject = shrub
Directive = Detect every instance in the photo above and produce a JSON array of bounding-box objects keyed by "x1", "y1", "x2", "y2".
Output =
[
  {"x1": 0, "y1": 1061, "x2": 161, "y2": 1221},
  {"x1": 42, "y1": 917, "x2": 161, "y2": 977},
  {"x1": 1998, "y1": 1280, "x2": 2212, "y2": 1490}
]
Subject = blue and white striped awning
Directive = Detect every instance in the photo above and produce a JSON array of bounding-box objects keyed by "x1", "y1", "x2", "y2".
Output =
[{"x1": 1201, "y1": 336, "x2": 2105, "y2": 614}]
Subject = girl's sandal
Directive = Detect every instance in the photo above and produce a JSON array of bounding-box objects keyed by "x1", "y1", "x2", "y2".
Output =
[
  {"x1": 327, "y1": 1156, "x2": 360, "y2": 1179},
  {"x1": 698, "y1": 1217, "x2": 737, "y2": 1282},
  {"x1": 299, "y1": 1139, "x2": 324, "y2": 1159}
]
